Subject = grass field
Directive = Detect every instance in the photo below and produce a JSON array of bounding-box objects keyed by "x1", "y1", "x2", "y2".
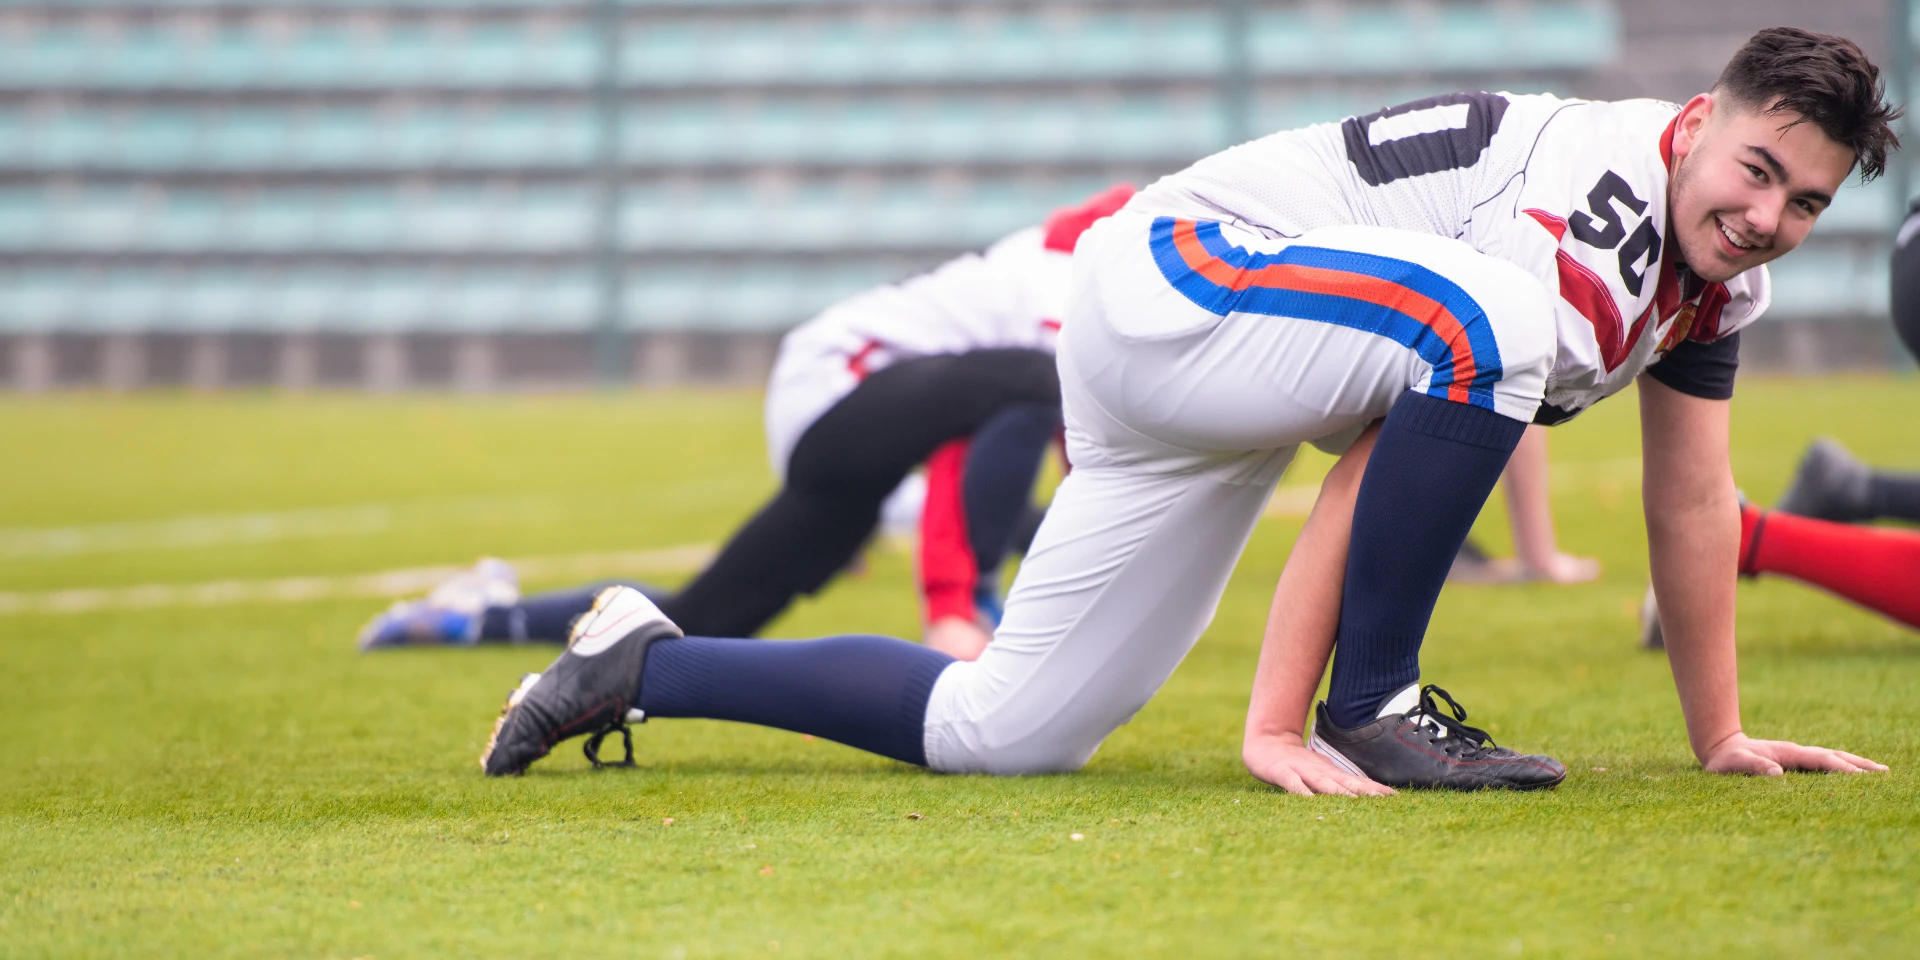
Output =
[{"x1": 2, "y1": 377, "x2": 1918, "y2": 958}]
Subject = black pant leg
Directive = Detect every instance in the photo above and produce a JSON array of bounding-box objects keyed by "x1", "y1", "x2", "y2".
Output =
[
  {"x1": 658, "y1": 485, "x2": 878, "y2": 637},
  {"x1": 662, "y1": 349, "x2": 1060, "y2": 637}
]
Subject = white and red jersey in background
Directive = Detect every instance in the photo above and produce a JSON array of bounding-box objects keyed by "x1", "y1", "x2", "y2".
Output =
[
  {"x1": 766, "y1": 185, "x2": 1134, "y2": 475},
  {"x1": 763, "y1": 183, "x2": 1136, "y2": 625}
]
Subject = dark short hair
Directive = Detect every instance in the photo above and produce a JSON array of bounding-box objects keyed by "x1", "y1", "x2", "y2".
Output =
[{"x1": 1712, "y1": 27, "x2": 1903, "y2": 181}]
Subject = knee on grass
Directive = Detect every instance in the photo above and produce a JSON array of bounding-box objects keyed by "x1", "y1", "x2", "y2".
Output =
[{"x1": 927, "y1": 728, "x2": 1105, "y2": 776}]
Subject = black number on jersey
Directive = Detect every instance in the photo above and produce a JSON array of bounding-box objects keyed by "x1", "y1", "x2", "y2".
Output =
[
  {"x1": 1568, "y1": 170, "x2": 1662, "y2": 297},
  {"x1": 1341, "y1": 92, "x2": 1510, "y2": 187},
  {"x1": 1616, "y1": 217, "x2": 1662, "y2": 297},
  {"x1": 1567, "y1": 171, "x2": 1647, "y2": 249}
]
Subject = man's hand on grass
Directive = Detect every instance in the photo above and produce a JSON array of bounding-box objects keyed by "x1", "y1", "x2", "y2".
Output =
[
  {"x1": 1528, "y1": 551, "x2": 1601, "y2": 584},
  {"x1": 1701, "y1": 732, "x2": 1888, "y2": 776},
  {"x1": 1244, "y1": 735, "x2": 1396, "y2": 797}
]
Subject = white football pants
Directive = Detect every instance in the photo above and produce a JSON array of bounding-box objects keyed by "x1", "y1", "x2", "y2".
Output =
[{"x1": 920, "y1": 211, "x2": 1555, "y2": 774}]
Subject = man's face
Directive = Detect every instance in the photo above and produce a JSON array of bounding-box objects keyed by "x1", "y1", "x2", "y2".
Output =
[{"x1": 1667, "y1": 93, "x2": 1857, "y2": 282}]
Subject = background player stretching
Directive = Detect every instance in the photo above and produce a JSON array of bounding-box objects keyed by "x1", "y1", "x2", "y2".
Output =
[{"x1": 359, "y1": 185, "x2": 1133, "y2": 660}]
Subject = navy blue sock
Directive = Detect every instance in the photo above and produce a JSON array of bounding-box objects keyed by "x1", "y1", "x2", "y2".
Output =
[
  {"x1": 636, "y1": 634, "x2": 955, "y2": 766},
  {"x1": 479, "y1": 580, "x2": 661, "y2": 643},
  {"x1": 1325, "y1": 392, "x2": 1527, "y2": 729}
]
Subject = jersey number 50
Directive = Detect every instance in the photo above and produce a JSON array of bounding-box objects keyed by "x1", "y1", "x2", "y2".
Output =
[{"x1": 1568, "y1": 170, "x2": 1663, "y2": 297}]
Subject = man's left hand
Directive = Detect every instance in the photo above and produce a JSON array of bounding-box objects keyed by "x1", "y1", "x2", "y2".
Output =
[{"x1": 1701, "y1": 732, "x2": 1888, "y2": 776}]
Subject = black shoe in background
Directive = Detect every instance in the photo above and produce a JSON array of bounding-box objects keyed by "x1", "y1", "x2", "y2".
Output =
[{"x1": 1777, "y1": 438, "x2": 1873, "y2": 522}]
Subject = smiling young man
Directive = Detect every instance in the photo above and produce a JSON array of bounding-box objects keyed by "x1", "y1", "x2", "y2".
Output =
[{"x1": 479, "y1": 29, "x2": 1898, "y2": 792}]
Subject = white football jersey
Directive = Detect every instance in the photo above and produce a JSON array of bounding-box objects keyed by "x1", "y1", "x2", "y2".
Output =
[
  {"x1": 763, "y1": 225, "x2": 1070, "y2": 474},
  {"x1": 1129, "y1": 92, "x2": 1770, "y2": 417}
]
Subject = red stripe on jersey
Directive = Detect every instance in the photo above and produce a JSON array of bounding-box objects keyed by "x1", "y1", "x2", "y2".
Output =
[
  {"x1": 1644, "y1": 233, "x2": 1732, "y2": 350},
  {"x1": 1557, "y1": 252, "x2": 1634, "y2": 371},
  {"x1": 1040, "y1": 318, "x2": 1061, "y2": 332},
  {"x1": 847, "y1": 340, "x2": 883, "y2": 379},
  {"x1": 1649, "y1": 253, "x2": 1682, "y2": 319},
  {"x1": 1690, "y1": 283, "x2": 1732, "y2": 342},
  {"x1": 1167, "y1": 219, "x2": 1479, "y2": 403},
  {"x1": 1528, "y1": 207, "x2": 1637, "y2": 372},
  {"x1": 1524, "y1": 208, "x2": 1568, "y2": 241}
]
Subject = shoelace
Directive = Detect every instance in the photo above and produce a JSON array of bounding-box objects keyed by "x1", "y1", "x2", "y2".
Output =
[
  {"x1": 583, "y1": 722, "x2": 637, "y2": 769},
  {"x1": 1406, "y1": 684, "x2": 1500, "y2": 759}
]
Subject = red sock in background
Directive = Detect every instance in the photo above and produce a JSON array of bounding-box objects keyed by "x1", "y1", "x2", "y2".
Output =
[
  {"x1": 1740, "y1": 503, "x2": 1920, "y2": 630},
  {"x1": 918, "y1": 439, "x2": 980, "y2": 625}
]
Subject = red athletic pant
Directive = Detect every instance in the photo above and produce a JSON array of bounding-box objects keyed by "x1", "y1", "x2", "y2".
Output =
[{"x1": 1740, "y1": 503, "x2": 1920, "y2": 630}]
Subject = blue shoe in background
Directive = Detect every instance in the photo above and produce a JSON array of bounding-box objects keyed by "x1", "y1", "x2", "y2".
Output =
[{"x1": 357, "y1": 558, "x2": 519, "y2": 651}]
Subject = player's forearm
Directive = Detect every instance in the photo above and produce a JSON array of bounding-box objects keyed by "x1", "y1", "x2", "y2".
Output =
[
  {"x1": 1244, "y1": 428, "x2": 1374, "y2": 744},
  {"x1": 1638, "y1": 378, "x2": 1743, "y2": 762},
  {"x1": 1646, "y1": 488, "x2": 1744, "y2": 761},
  {"x1": 1243, "y1": 511, "x2": 1347, "y2": 742}
]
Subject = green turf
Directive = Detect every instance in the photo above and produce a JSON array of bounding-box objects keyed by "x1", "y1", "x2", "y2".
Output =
[{"x1": 2, "y1": 379, "x2": 1917, "y2": 958}]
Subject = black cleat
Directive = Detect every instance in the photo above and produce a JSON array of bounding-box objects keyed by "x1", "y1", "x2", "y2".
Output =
[
  {"x1": 1309, "y1": 683, "x2": 1565, "y2": 791},
  {"x1": 480, "y1": 585, "x2": 681, "y2": 777},
  {"x1": 1777, "y1": 438, "x2": 1873, "y2": 522}
]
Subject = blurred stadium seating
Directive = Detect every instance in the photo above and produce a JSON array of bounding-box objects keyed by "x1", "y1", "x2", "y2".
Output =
[{"x1": 0, "y1": 0, "x2": 1910, "y2": 389}]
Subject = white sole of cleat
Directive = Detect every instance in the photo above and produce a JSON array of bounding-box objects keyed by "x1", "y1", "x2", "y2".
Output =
[{"x1": 507, "y1": 672, "x2": 541, "y2": 706}]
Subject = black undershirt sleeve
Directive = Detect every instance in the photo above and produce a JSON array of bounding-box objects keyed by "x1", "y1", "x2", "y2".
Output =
[
  {"x1": 1532, "y1": 330, "x2": 1742, "y2": 426},
  {"x1": 1645, "y1": 331, "x2": 1741, "y2": 401}
]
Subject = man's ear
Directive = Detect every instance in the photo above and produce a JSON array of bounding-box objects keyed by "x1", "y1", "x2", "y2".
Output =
[{"x1": 1671, "y1": 93, "x2": 1716, "y2": 162}]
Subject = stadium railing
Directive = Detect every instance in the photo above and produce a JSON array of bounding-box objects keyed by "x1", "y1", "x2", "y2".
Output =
[
  {"x1": 0, "y1": 6, "x2": 1613, "y2": 89},
  {"x1": 0, "y1": 0, "x2": 1906, "y2": 390}
]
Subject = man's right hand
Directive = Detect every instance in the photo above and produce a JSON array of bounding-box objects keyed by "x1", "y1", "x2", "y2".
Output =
[{"x1": 1244, "y1": 734, "x2": 1396, "y2": 796}]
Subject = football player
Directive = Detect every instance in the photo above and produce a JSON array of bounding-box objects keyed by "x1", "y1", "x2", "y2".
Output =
[
  {"x1": 479, "y1": 29, "x2": 1895, "y2": 793},
  {"x1": 358, "y1": 184, "x2": 1134, "y2": 661}
]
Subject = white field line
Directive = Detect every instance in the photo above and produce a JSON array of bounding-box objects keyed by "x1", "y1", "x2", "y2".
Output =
[
  {"x1": 0, "y1": 505, "x2": 395, "y2": 560},
  {"x1": 0, "y1": 477, "x2": 768, "y2": 562},
  {"x1": 0, "y1": 544, "x2": 713, "y2": 617}
]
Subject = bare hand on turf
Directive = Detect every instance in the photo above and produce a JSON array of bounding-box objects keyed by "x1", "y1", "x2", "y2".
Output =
[
  {"x1": 1243, "y1": 736, "x2": 1397, "y2": 797},
  {"x1": 1701, "y1": 732, "x2": 1888, "y2": 776}
]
